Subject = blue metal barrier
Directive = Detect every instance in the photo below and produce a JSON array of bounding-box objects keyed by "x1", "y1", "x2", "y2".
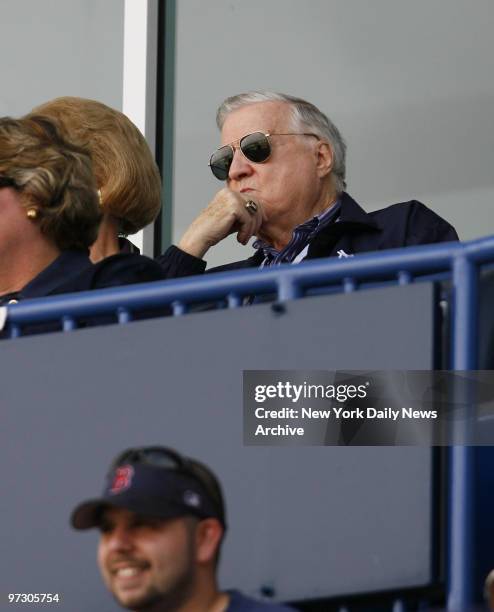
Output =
[
  {"x1": 4, "y1": 236, "x2": 494, "y2": 335},
  {"x1": 3, "y1": 234, "x2": 494, "y2": 611}
]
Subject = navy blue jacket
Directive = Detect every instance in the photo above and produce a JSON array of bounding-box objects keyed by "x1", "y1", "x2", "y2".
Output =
[
  {"x1": 226, "y1": 590, "x2": 297, "y2": 611},
  {"x1": 207, "y1": 192, "x2": 459, "y2": 273},
  {"x1": 0, "y1": 250, "x2": 167, "y2": 306},
  {"x1": 0, "y1": 250, "x2": 176, "y2": 337}
]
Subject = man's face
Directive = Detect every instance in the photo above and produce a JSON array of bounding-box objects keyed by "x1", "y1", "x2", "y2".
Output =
[
  {"x1": 220, "y1": 101, "x2": 328, "y2": 233},
  {"x1": 97, "y1": 507, "x2": 197, "y2": 611}
]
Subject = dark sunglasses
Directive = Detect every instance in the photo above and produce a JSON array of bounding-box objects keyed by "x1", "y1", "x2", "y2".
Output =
[
  {"x1": 111, "y1": 446, "x2": 189, "y2": 472},
  {"x1": 209, "y1": 131, "x2": 318, "y2": 180},
  {"x1": 110, "y1": 446, "x2": 225, "y2": 520},
  {"x1": 0, "y1": 176, "x2": 18, "y2": 189}
]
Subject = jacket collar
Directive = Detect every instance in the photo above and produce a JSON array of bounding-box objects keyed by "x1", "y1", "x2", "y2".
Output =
[
  {"x1": 18, "y1": 250, "x2": 92, "y2": 300},
  {"x1": 335, "y1": 192, "x2": 381, "y2": 229},
  {"x1": 119, "y1": 236, "x2": 140, "y2": 254},
  {"x1": 303, "y1": 192, "x2": 380, "y2": 259},
  {"x1": 246, "y1": 192, "x2": 381, "y2": 265}
]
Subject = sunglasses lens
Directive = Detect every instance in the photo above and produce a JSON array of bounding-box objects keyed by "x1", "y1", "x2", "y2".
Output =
[
  {"x1": 240, "y1": 132, "x2": 271, "y2": 163},
  {"x1": 113, "y1": 447, "x2": 181, "y2": 470},
  {"x1": 140, "y1": 450, "x2": 181, "y2": 468},
  {"x1": 209, "y1": 133, "x2": 271, "y2": 180},
  {"x1": 209, "y1": 146, "x2": 233, "y2": 180},
  {"x1": 0, "y1": 176, "x2": 17, "y2": 189}
]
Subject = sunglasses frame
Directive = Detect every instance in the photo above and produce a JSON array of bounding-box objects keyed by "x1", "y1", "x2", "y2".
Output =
[
  {"x1": 0, "y1": 176, "x2": 18, "y2": 189},
  {"x1": 111, "y1": 446, "x2": 188, "y2": 473},
  {"x1": 209, "y1": 131, "x2": 319, "y2": 180},
  {"x1": 110, "y1": 446, "x2": 225, "y2": 521}
]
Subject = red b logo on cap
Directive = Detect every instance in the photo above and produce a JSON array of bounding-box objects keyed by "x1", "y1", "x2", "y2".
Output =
[{"x1": 109, "y1": 465, "x2": 134, "y2": 494}]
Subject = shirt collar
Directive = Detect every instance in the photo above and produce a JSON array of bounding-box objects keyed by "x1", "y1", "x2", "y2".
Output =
[{"x1": 253, "y1": 199, "x2": 341, "y2": 255}]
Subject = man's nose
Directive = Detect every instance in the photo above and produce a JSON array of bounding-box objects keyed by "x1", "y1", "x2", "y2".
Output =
[
  {"x1": 228, "y1": 147, "x2": 254, "y2": 182},
  {"x1": 106, "y1": 525, "x2": 133, "y2": 552}
]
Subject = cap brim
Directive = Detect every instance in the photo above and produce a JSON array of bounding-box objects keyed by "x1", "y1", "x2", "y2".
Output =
[
  {"x1": 71, "y1": 496, "x2": 186, "y2": 530},
  {"x1": 71, "y1": 498, "x2": 112, "y2": 530}
]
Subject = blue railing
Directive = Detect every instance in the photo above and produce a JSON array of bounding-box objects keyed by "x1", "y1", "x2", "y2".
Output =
[
  {"x1": 3, "y1": 234, "x2": 494, "y2": 611},
  {"x1": 3, "y1": 236, "x2": 494, "y2": 338}
]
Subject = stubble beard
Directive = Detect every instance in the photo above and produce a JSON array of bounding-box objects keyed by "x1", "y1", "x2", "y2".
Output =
[{"x1": 113, "y1": 563, "x2": 196, "y2": 612}]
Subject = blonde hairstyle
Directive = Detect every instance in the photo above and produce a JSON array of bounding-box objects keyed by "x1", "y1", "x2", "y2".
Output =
[
  {"x1": 31, "y1": 97, "x2": 161, "y2": 235},
  {"x1": 485, "y1": 569, "x2": 494, "y2": 606},
  {"x1": 0, "y1": 115, "x2": 101, "y2": 250}
]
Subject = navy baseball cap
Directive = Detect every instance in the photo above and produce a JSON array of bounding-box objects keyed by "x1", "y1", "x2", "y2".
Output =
[{"x1": 71, "y1": 446, "x2": 226, "y2": 530}]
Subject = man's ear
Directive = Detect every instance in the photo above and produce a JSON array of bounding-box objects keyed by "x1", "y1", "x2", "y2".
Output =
[
  {"x1": 315, "y1": 141, "x2": 333, "y2": 178},
  {"x1": 195, "y1": 518, "x2": 223, "y2": 564}
]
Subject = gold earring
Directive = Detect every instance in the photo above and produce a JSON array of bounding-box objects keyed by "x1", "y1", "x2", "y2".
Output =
[
  {"x1": 26, "y1": 208, "x2": 38, "y2": 220},
  {"x1": 97, "y1": 189, "x2": 103, "y2": 205}
]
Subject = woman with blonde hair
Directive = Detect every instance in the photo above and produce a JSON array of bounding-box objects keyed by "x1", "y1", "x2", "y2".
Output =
[
  {"x1": 32, "y1": 97, "x2": 205, "y2": 278},
  {"x1": 31, "y1": 97, "x2": 161, "y2": 261},
  {"x1": 0, "y1": 114, "x2": 164, "y2": 306}
]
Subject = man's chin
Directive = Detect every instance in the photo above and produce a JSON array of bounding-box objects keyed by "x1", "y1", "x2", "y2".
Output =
[
  {"x1": 113, "y1": 581, "x2": 193, "y2": 612},
  {"x1": 113, "y1": 587, "x2": 160, "y2": 611}
]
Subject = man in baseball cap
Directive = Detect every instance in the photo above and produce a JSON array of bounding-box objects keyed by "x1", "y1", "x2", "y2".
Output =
[{"x1": 71, "y1": 446, "x2": 296, "y2": 611}]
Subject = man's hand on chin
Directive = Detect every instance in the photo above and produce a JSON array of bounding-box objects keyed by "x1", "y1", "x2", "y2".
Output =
[{"x1": 178, "y1": 187, "x2": 264, "y2": 259}]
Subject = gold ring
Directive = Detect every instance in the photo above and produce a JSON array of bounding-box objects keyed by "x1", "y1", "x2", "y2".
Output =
[{"x1": 245, "y1": 200, "x2": 258, "y2": 215}]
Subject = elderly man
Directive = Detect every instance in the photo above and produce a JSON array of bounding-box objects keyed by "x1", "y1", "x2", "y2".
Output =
[
  {"x1": 172, "y1": 91, "x2": 458, "y2": 271},
  {"x1": 71, "y1": 445, "x2": 297, "y2": 612}
]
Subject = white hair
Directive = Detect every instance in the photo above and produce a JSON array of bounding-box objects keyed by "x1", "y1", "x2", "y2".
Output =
[{"x1": 216, "y1": 91, "x2": 347, "y2": 193}]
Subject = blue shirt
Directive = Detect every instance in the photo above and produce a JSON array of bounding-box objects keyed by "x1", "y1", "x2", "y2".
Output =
[
  {"x1": 226, "y1": 590, "x2": 298, "y2": 611},
  {"x1": 253, "y1": 200, "x2": 341, "y2": 267}
]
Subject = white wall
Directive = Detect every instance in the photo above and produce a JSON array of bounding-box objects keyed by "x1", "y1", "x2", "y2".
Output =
[
  {"x1": 0, "y1": 0, "x2": 124, "y2": 115},
  {"x1": 173, "y1": 0, "x2": 494, "y2": 266},
  {"x1": 2, "y1": 1, "x2": 493, "y2": 261}
]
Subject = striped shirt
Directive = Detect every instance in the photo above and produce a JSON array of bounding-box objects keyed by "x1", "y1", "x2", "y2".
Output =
[{"x1": 253, "y1": 200, "x2": 341, "y2": 267}]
